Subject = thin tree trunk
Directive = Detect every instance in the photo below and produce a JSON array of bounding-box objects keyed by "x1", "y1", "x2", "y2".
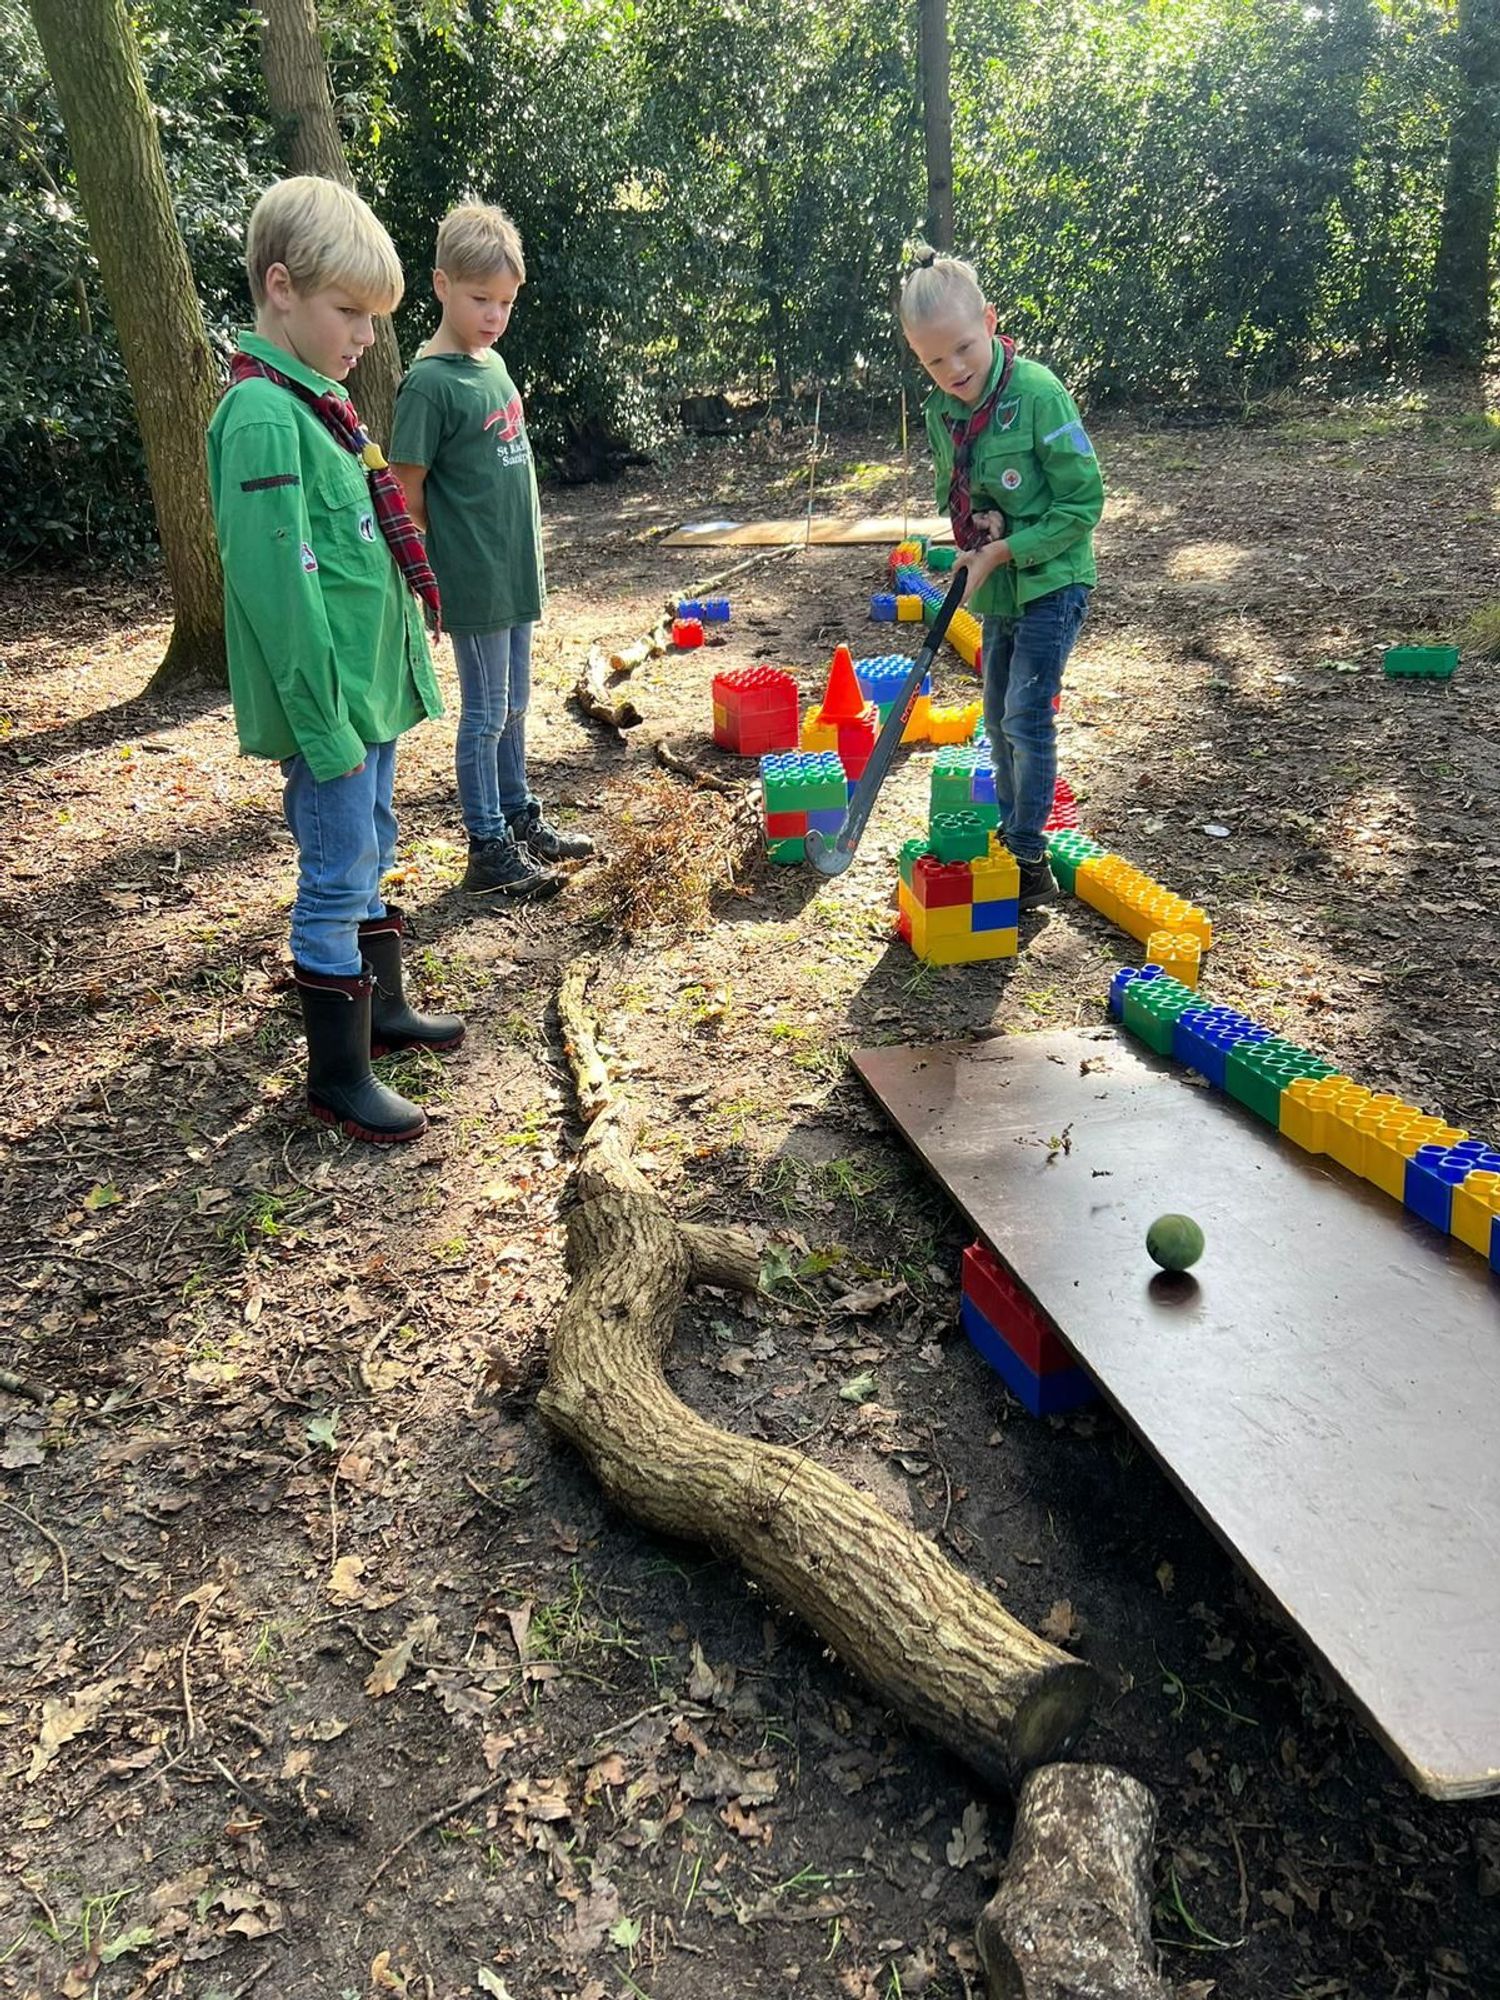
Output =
[
  {"x1": 258, "y1": 0, "x2": 404, "y2": 448},
  {"x1": 1426, "y1": 0, "x2": 1500, "y2": 365},
  {"x1": 540, "y1": 960, "x2": 1098, "y2": 1789},
  {"x1": 919, "y1": 0, "x2": 956, "y2": 251},
  {"x1": 27, "y1": 0, "x2": 226, "y2": 687}
]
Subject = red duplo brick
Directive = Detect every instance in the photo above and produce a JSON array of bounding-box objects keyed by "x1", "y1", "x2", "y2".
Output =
[
  {"x1": 962, "y1": 1243, "x2": 1074, "y2": 1375},
  {"x1": 913, "y1": 856, "x2": 973, "y2": 909},
  {"x1": 764, "y1": 808, "x2": 808, "y2": 837}
]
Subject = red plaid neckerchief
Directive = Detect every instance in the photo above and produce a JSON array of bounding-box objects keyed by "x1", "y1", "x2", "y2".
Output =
[
  {"x1": 227, "y1": 351, "x2": 442, "y2": 631},
  {"x1": 945, "y1": 336, "x2": 1017, "y2": 551}
]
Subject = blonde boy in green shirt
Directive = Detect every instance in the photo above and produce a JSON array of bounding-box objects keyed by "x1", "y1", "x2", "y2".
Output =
[
  {"x1": 391, "y1": 203, "x2": 594, "y2": 900},
  {"x1": 901, "y1": 246, "x2": 1104, "y2": 910},
  {"x1": 208, "y1": 176, "x2": 462, "y2": 1145}
]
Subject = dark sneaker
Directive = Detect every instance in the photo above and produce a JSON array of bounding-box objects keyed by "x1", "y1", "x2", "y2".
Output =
[
  {"x1": 461, "y1": 835, "x2": 562, "y2": 901},
  {"x1": 509, "y1": 803, "x2": 596, "y2": 863},
  {"x1": 1015, "y1": 853, "x2": 1059, "y2": 911}
]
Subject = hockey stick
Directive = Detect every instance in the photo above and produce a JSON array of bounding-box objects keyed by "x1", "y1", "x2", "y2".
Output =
[{"x1": 804, "y1": 563, "x2": 970, "y2": 877}]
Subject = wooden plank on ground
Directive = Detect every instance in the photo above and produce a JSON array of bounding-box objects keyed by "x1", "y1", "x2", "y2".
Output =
[
  {"x1": 852, "y1": 1025, "x2": 1500, "y2": 1801},
  {"x1": 663, "y1": 514, "x2": 953, "y2": 549}
]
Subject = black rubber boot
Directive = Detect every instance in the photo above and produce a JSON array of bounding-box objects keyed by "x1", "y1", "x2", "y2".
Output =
[
  {"x1": 294, "y1": 965, "x2": 427, "y2": 1145},
  {"x1": 358, "y1": 909, "x2": 466, "y2": 1059}
]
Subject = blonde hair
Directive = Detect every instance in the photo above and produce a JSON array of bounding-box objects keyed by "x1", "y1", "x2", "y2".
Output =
[
  {"x1": 435, "y1": 203, "x2": 526, "y2": 284},
  {"x1": 246, "y1": 176, "x2": 404, "y2": 312},
  {"x1": 899, "y1": 242, "x2": 986, "y2": 328}
]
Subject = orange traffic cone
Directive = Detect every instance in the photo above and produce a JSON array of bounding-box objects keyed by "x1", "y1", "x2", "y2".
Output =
[{"x1": 817, "y1": 644, "x2": 866, "y2": 724}]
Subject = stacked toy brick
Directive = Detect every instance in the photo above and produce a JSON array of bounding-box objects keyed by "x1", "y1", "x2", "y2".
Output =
[
  {"x1": 1048, "y1": 832, "x2": 1214, "y2": 957},
  {"x1": 1109, "y1": 965, "x2": 1500, "y2": 1270},
  {"x1": 961, "y1": 1242, "x2": 1094, "y2": 1416},
  {"x1": 852, "y1": 656, "x2": 981, "y2": 747},
  {"x1": 897, "y1": 833, "x2": 1019, "y2": 963},
  {"x1": 712, "y1": 665, "x2": 798, "y2": 755},
  {"x1": 760, "y1": 751, "x2": 846, "y2": 865}
]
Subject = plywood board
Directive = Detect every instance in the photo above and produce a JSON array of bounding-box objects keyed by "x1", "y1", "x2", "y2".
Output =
[
  {"x1": 853, "y1": 1026, "x2": 1500, "y2": 1800},
  {"x1": 663, "y1": 514, "x2": 954, "y2": 549}
]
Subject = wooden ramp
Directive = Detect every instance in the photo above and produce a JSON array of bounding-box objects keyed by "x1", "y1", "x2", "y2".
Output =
[
  {"x1": 663, "y1": 513, "x2": 953, "y2": 549},
  {"x1": 853, "y1": 1026, "x2": 1500, "y2": 1800}
]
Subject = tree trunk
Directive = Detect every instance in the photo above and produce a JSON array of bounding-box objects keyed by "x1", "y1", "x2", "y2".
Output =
[
  {"x1": 919, "y1": 0, "x2": 956, "y2": 252},
  {"x1": 1426, "y1": 0, "x2": 1500, "y2": 365},
  {"x1": 27, "y1": 0, "x2": 226, "y2": 687},
  {"x1": 258, "y1": 0, "x2": 404, "y2": 448},
  {"x1": 539, "y1": 960, "x2": 1098, "y2": 1790},
  {"x1": 977, "y1": 1764, "x2": 1175, "y2": 2000}
]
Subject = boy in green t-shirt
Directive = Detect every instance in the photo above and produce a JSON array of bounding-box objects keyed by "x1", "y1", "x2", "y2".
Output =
[
  {"x1": 391, "y1": 204, "x2": 594, "y2": 900},
  {"x1": 901, "y1": 246, "x2": 1104, "y2": 910},
  {"x1": 208, "y1": 176, "x2": 463, "y2": 1145}
]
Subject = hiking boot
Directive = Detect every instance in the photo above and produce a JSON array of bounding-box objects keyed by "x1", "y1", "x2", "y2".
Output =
[
  {"x1": 294, "y1": 966, "x2": 427, "y2": 1145},
  {"x1": 508, "y1": 801, "x2": 596, "y2": 863},
  {"x1": 1015, "y1": 853, "x2": 1059, "y2": 911},
  {"x1": 358, "y1": 909, "x2": 465, "y2": 1060},
  {"x1": 461, "y1": 834, "x2": 562, "y2": 901}
]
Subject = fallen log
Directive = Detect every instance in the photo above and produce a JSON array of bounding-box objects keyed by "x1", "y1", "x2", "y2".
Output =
[
  {"x1": 977, "y1": 1763, "x2": 1175, "y2": 2000},
  {"x1": 573, "y1": 645, "x2": 644, "y2": 738},
  {"x1": 539, "y1": 958, "x2": 1097, "y2": 1787}
]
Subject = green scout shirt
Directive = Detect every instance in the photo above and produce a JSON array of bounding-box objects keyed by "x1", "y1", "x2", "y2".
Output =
[
  {"x1": 389, "y1": 349, "x2": 546, "y2": 636},
  {"x1": 206, "y1": 331, "x2": 442, "y2": 783},
  {"x1": 925, "y1": 346, "x2": 1104, "y2": 620}
]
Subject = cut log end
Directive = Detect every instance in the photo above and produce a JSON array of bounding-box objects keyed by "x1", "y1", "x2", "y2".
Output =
[{"x1": 1008, "y1": 1661, "x2": 1100, "y2": 1776}]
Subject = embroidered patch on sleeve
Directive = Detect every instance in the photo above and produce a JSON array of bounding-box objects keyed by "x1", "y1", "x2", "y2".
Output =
[
  {"x1": 241, "y1": 473, "x2": 301, "y2": 492},
  {"x1": 1042, "y1": 419, "x2": 1094, "y2": 456},
  {"x1": 299, "y1": 541, "x2": 319, "y2": 572}
]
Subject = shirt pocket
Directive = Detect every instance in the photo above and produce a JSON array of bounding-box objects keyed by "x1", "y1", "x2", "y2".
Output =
[
  {"x1": 314, "y1": 460, "x2": 388, "y2": 584},
  {"x1": 975, "y1": 441, "x2": 1041, "y2": 518}
]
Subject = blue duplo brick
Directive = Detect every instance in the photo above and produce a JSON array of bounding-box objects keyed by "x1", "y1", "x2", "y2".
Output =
[
  {"x1": 1405, "y1": 1143, "x2": 1497, "y2": 1234},
  {"x1": 805, "y1": 806, "x2": 845, "y2": 834},
  {"x1": 960, "y1": 1299, "x2": 1095, "y2": 1418},
  {"x1": 972, "y1": 897, "x2": 1020, "y2": 932}
]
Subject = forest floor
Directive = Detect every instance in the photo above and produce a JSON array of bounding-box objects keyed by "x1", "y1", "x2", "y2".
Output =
[{"x1": 1, "y1": 392, "x2": 1498, "y2": 2000}]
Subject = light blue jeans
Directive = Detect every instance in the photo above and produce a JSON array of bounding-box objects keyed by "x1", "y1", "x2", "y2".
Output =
[
  {"x1": 453, "y1": 624, "x2": 539, "y2": 841},
  {"x1": 981, "y1": 584, "x2": 1090, "y2": 864},
  {"x1": 281, "y1": 738, "x2": 396, "y2": 976}
]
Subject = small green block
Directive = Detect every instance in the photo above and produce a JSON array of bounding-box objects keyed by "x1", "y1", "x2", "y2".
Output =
[
  {"x1": 930, "y1": 810, "x2": 989, "y2": 863},
  {"x1": 1383, "y1": 645, "x2": 1458, "y2": 680},
  {"x1": 765, "y1": 837, "x2": 804, "y2": 865},
  {"x1": 898, "y1": 837, "x2": 928, "y2": 889},
  {"x1": 928, "y1": 545, "x2": 957, "y2": 572}
]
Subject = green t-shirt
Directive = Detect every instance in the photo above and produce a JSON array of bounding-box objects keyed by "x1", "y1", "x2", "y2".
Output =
[{"x1": 390, "y1": 350, "x2": 546, "y2": 636}]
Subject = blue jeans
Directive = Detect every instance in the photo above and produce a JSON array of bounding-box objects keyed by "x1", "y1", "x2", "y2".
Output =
[
  {"x1": 281, "y1": 738, "x2": 396, "y2": 976},
  {"x1": 453, "y1": 625, "x2": 539, "y2": 842},
  {"x1": 981, "y1": 585, "x2": 1090, "y2": 865}
]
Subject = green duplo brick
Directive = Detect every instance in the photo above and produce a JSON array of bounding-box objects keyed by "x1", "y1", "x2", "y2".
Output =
[
  {"x1": 765, "y1": 837, "x2": 804, "y2": 865},
  {"x1": 929, "y1": 545, "x2": 957, "y2": 572},
  {"x1": 899, "y1": 838, "x2": 927, "y2": 889},
  {"x1": 1226, "y1": 1040, "x2": 1334, "y2": 1125},
  {"x1": 931, "y1": 810, "x2": 989, "y2": 863},
  {"x1": 973, "y1": 802, "x2": 1001, "y2": 831}
]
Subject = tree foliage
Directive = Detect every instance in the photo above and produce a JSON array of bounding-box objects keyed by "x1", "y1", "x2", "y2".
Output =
[{"x1": 0, "y1": 0, "x2": 1489, "y2": 566}]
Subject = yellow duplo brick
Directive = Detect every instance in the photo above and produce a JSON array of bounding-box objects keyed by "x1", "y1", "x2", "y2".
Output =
[
  {"x1": 900, "y1": 694, "x2": 932, "y2": 744},
  {"x1": 919, "y1": 926, "x2": 1017, "y2": 965},
  {"x1": 800, "y1": 714, "x2": 838, "y2": 752},
  {"x1": 972, "y1": 851, "x2": 1020, "y2": 899},
  {"x1": 1279, "y1": 1076, "x2": 1330, "y2": 1152},
  {"x1": 912, "y1": 901, "x2": 974, "y2": 942},
  {"x1": 897, "y1": 880, "x2": 916, "y2": 924},
  {"x1": 1360, "y1": 1112, "x2": 1454, "y2": 1200},
  {"x1": 1451, "y1": 1171, "x2": 1500, "y2": 1256},
  {"x1": 1074, "y1": 856, "x2": 1109, "y2": 914},
  {"x1": 1323, "y1": 1086, "x2": 1376, "y2": 1174},
  {"x1": 896, "y1": 594, "x2": 925, "y2": 621}
]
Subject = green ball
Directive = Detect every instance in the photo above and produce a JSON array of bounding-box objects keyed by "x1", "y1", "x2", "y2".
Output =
[{"x1": 1146, "y1": 1213, "x2": 1205, "y2": 1273}]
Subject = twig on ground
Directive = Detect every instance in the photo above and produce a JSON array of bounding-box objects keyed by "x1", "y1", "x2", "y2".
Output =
[
  {"x1": 654, "y1": 737, "x2": 741, "y2": 794},
  {"x1": 574, "y1": 645, "x2": 644, "y2": 737},
  {"x1": 0, "y1": 1367, "x2": 47, "y2": 1404},
  {"x1": 0, "y1": 1498, "x2": 70, "y2": 1600},
  {"x1": 361, "y1": 1772, "x2": 509, "y2": 1896}
]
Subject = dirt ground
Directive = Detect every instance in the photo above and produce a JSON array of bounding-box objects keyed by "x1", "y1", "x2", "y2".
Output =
[{"x1": 1, "y1": 399, "x2": 1498, "y2": 2000}]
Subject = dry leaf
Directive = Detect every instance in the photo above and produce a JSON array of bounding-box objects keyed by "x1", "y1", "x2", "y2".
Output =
[
  {"x1": 945, "y1": 1801, "x2": 990, "y2": 1869},
  {"x1": 1040, "y1": 1598, "x2": 1082, "y2": 1644},
  {"x1": 570, "y1": 1876, "x2": 621, "y2": 1951},
  {"x1": 327, "y1": 1554, "x2": 367, "y2": 1601},
  {"x1": 830, "y1": 1278, "x2": 908, "y2": 1315},
  {"x1": 27, "y1": 1675, "x2": 123, "y2": 1782},
  {"x1": 280, "y1": 1747, "x2": 315, "y2": 1780},
  {"x1": 365, "y1": 1613, "x2": 438, "y2": 1699},
  {"x1": 476, "y1": 1973, "x2": 515, "y2": 2000},
  {"x1": 502, "y1": 1600, "x2": 533, "y2": 1664}
]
